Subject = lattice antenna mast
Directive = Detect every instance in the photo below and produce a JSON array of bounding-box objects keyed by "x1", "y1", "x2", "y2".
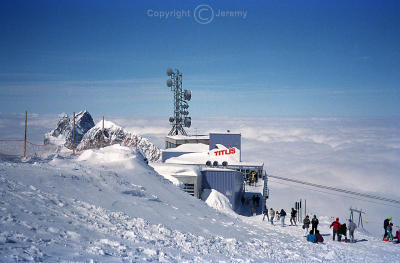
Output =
[{"x1": 166, "y1": 68, "x2": 191, "y2": 136}]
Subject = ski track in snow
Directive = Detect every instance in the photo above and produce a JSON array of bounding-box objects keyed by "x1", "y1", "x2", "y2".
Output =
[{"x1": 1, "y1": 147, "x2": 399, "y2": 262}]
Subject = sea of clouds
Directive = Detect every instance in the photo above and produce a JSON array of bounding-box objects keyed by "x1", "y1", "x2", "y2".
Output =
[{"x1": 1, "y1": 113, "x2": 399, "y2": 235}]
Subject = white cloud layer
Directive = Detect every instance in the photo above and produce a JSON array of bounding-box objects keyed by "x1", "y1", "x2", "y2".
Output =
[{"x1": 1, "y1": 114, "x2": 399, "y2": 235}]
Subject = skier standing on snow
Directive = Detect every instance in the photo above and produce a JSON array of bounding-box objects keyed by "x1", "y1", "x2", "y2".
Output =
[
  {"x1": 311, "y1": 215, "x2": 319, "y2": 234},
  {"x1": 290, "y1": 208, "x2": 297, "y2": 226},
  {"x1": 348, "y1": 219, "x2": 357, "y2": 243},
  {"x1": 386, "y1": 223, "x2": 394, "y2": 241},
  {"x1": 280, "y1": 209, "x2": 287, "y2": 226},
  {"x1": 303, "y1": 215, "x2": 311, "y2": 235},
  {"x1": 383, "y1": 216, "x2": 392, "y2": 239},
  {"x1": 276, "y1": 210, "x2": 280, "y2": 221},
  {"x1": 262, "y1": 203, "x2": 269, "y2": 221},
  {"x1": 269, "y1": 208, "x2": 275, "y2": 225},
  {"x1": 330, "y1": 218, "x2": 342, "y2": 241}
]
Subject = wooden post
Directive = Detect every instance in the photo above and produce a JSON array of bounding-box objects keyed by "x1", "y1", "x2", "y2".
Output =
[
  {"x1": 24, "y1": 111, "x2": 27, "y2": 158},
  {"x1": 73, "y1": 112, "x2": 76, "y2": 155},
  {"x1": 101, "y1": 116, "x2": 104, "y2": 148}
]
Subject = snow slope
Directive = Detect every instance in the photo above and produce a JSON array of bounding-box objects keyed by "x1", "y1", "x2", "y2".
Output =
[{"x1": 1, "y1": 145, "x2": 400, "y2": 262}]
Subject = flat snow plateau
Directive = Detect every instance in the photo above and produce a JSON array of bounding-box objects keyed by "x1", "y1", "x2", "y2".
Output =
[{"x1": 1, "y1": 145, "x2": 399, "y2": 262}]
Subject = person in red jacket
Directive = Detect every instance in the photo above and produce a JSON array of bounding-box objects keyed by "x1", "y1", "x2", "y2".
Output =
[{"x1": 330, "y1": 218, "x2": 342, "y2": 241}]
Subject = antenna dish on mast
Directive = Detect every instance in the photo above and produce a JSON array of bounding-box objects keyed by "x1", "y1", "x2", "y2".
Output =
[
  {"x1": 166, "y1": 68, "x2": 173, "y2": 76},
  {"x1": 166, "y1": 79, "x2": 173, "y2": 87},
  {"x1": 184, "y1": 90, "x2": 192, "y2": 101}
]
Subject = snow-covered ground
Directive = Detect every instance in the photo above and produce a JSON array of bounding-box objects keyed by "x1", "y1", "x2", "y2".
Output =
[
  {"x1": 1, "y1": 114, "x2": 400, "y2": 262},
  {"x1": 1, "y1": 145, "x2": 400, "y2": 262}
]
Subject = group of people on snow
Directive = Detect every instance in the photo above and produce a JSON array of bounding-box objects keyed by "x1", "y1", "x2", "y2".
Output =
[
  {"x1": 302, "y1": 215, "x2": 319, "y2": 235},
  {"x1": 383, "y1": 216, "x2": 400, "y2": 243},
  {"x1": 242, "y1": 195, "x2": 261, "y2": 215},
  {"x1": 262, "y1": 207, "x2": 288, "y2": 226},
  {"x1": 262, "y1": 201, "x2": 400, "y2": 245},
  {"x1": 329, "y1": 217, "x2": 357, "y2": 243},
  {"x1": 262, "y1": 204, "x2": 363, "y2": 244},
  {"x1": 247, "y1": 172, "x2": 258, "y2": 187}
]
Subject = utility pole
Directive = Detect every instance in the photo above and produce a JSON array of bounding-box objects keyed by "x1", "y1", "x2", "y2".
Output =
[
  {"x1": 305, "y1": 199, "x2": 307, "y2": 217},
  {"x1": 24, "y1": 111, "x2": 27, "y2": 158},
  {"x1": 101, "y1": 116, "x2": 105, "y2": 148},
  {"x1": 299, "y1": 199, "x2": 302, "y2": 222},
  {"x1": 72, "y1": 112, "x2": 76, "y2": 155}
]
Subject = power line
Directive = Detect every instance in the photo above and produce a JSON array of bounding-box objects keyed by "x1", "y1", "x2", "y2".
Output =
[
  {"x1": 268, "y1": 174, "x2": 400, "y2": 206},
  {"x1": 268, "y1": 178, "x2": 400, "y2": 209}
]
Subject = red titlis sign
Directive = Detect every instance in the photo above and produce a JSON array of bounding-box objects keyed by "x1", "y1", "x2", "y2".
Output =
[{"x1": 214, "y1": 147, "x2": 236, "y2": 156}]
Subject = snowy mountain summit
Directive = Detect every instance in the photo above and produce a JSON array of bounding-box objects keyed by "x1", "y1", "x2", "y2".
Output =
[
  {"x1": 77, "y1": 120, "x2": 162, "y2": 162},
  {"x1": 44, "y1": 110, "x2": 95, "y2": 148},
  {"x1": 44, "y1": 111, "x2": 161, "y2": 162}
]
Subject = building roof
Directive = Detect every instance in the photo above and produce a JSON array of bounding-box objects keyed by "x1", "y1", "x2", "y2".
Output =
[
  {"x1": 201, "y1": 167, "x2": 238, "y2": 172},
  {"x1": 166, "y1": 135, "x2": 209, "y2": 140},
  {"x1": 163, "y1": 143, "x2": 209, "y2": 153}
]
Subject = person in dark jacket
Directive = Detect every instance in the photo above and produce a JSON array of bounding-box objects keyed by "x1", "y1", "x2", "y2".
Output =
[
  {"x1": 280, "y1": 209, "x2": 287, "y2": 226},
  {"x1": 311, "y1": 215, "x2": 319, "y2": 234},
  {"x1": 315, "y1": 230, "x2": 324, "y2": 243},
  {"x1": 303, "y1": 215, "x2": 311, "y2": 235},
  {"x1": 255, "y1": 195, "x2": 260, "y2": 208},
  {"x1": 339, "y1": 223, "x2": 347, "y2": 242},
  {"x1": 383, "y1": 216, "x2": 392, "y2": 239},
  {"x1": 290, "y1": 208, "x2": 297, "y2": 226},
  {"x1": 330, "y1": 218, "x2": 342, "y2": 241},
  {"x1": 262, "y1": 203, "x2": 269, "y2": 222}
]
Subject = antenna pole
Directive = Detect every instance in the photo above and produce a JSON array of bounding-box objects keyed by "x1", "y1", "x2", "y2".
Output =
[
  {"x1": 24, "y1": 111, "x2": 27, "y2": 158},
  {"x1": 73, "y1": 112, "x2": 76, "y2": 155},
  {"x1": 102, "y1": 116, "x2": 104, "y2": 148}
]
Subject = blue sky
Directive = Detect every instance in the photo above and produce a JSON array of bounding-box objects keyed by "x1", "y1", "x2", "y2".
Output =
[{"x1": 0, "y1": 0, "x2": 399, "y2": 117}]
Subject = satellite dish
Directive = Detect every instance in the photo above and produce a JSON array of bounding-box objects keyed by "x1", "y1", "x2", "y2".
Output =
[
  {"x1": 166, "y1": 68, "x2": 173, "y2": 76},
  {"x1": 213, "y1": 161, "x2": 218, "y2": 167},
  {"x1": 169, "y1": 117, "x2": 175, "y2": 123},
  {"x1": 166, "y1": 79, "x2": 173, "y2": 87},
  {"x1": 184, "y1": 90, "x2": 191, "y2": 101},
  {"x1": 184, "y1": 117, "x2": 191, "y2": 127}
]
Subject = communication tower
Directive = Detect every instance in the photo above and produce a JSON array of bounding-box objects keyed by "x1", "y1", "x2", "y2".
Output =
[{"x1": 166, "y1": 68, "x2": 192, "y2": 136}]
